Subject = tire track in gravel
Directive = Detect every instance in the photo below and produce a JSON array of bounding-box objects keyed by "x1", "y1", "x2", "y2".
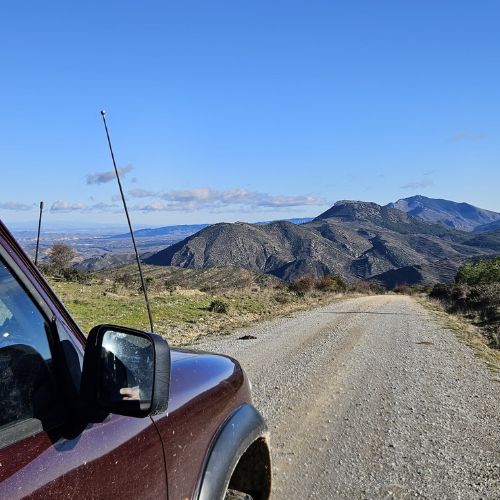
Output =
[{"x1": 196, "y1": 295, "x2": 500, "y2": 499}]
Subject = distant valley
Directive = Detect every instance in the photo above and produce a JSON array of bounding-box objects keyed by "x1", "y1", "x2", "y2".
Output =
[{"x1": 10, "y1": 218, "x2": 313, "y2": 271}]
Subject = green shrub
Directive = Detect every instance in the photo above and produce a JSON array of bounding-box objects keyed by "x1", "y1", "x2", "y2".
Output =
[
  {"x1": 456, "y1": 256, "x2": 500, "y2": 285},
  {"x1": 40, "y1": 264, "x2": 91, "y2": 284},
  {"x1": 66, "y1": 268, "x2": 91, "y2": 284},
  {"x1": 208, "y1": 299, "x2": 229, "y2": 314}
]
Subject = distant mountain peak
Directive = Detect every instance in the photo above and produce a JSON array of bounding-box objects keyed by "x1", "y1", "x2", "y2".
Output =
[
  {"x1": 387, "y1": 195, "x2": 500, "y2": 232},
  {"x1": 316, "y1": 200, "x2": 410, "y2": 224}
]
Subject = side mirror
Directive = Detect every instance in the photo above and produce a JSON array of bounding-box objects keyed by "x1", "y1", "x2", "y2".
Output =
[{"x1": 81, "y1": 325, "x2": 170, "y2": 418}]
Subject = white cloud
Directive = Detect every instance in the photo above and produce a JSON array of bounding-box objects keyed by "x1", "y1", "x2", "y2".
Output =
[
  {"x1": 86, "y1": 165, "x2": 133, "y2": 185},
  {"x1": 51, "y1": 200, "x2": 87, "y2": 211},
  {"x1": 258, "y1": 195, "x2": 324, "y2": 208},
  {"x1": 50, "y1": 200, "x2": 120, "y2": 212},
  {"x1": 128, "y1": 188, "x2": 158, "y2": 198},
  {"x1": 53, "y1": 187, "x2": 327, "y2": 214},
  {"x1": 0, "y1": 202, "x2": 35, "y2": 211},
  {"x1": 152, "y1": 187, "x2": 326, "y2": 210},
  {"x1": 133, "y1": 201, "x2": 170, "y2": 211},
  {"x1": 90, "y1": 202, "x2": 119, "y2": 211}
]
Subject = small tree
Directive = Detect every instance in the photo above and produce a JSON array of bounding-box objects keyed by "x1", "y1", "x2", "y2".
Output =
[{"x1": 46, "y1": 243, "x2": 77, "y2": 271}]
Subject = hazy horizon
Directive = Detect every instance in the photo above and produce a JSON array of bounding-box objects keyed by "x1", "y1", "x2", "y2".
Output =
[{"x1": 4, "y1": 193, "x2": 500, "y2": 233}]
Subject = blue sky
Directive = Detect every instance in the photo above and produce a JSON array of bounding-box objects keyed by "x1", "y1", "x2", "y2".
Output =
[{"x1": 1, "y1": 1, "x2": 499, "y2": 227}]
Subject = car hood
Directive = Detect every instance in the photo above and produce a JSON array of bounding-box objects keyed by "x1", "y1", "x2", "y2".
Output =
[{"x1": 167, "y1": 348, "x2": 250, "y2": 413}]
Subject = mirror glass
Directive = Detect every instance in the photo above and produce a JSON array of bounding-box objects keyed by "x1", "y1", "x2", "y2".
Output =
[{"x1": 99, "y1": 329, "x2": 154, "y2": 411}]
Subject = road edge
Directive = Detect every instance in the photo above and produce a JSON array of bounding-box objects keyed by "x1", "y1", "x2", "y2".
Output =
[{"x1": 417, "y1": 296, "x2": 500, "y2": 375}]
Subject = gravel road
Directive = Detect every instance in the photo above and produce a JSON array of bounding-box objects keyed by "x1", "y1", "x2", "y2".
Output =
[{"x1": 196, "y1": 295, "x2": 500, "y2": 500}]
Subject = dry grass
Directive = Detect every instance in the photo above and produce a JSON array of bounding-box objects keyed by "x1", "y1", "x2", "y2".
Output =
[
  {"x1": 49, "y1": 277, "x2": 348, "y2": 346},
  {"x1": 418, "y1": 297, "x2": 500, "y2": 374}
]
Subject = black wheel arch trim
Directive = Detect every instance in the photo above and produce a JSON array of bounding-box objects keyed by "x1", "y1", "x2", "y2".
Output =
[{"x1": 196, "y1": 403, "x2": 269, "y2": 500}]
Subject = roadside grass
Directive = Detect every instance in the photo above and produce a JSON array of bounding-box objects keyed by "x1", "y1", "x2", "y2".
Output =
[
  {"x1": 418, "y1": 297, "x2": 500, "y2": 374},
  {"x1": 49, "y1": 278, "x2": 348, "y2": 346}
]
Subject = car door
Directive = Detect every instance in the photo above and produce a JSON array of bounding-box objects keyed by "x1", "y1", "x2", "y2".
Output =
[{"x1": 0, "y1": 248, "x2": 168, "y2": 499}]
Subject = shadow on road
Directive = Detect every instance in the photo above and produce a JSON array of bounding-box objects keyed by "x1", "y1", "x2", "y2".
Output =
[{"x1": 319, "y1": 311, "x2": 422, "y2": 316}]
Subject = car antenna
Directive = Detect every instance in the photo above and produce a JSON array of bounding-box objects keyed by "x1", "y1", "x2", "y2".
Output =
[
  {"x1": 100, "y1": 110, "x2": 155, "y2": 333},
  {"x1": 34, "y1": 201, "x2": 44, "y2": 266}
]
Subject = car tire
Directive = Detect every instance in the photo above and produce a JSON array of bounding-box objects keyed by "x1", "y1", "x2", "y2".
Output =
[{"x1": 224, "y1": 489, "x2": 253, "y2": 500}]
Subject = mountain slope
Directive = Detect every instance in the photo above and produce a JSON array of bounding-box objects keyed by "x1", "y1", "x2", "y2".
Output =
[
  {"x1": 146, "y1": 200, "x2": 498, "y2": 284},
  {"x1": 146, "y1": 220, "x2": 349, "y2": 281},
  {"x1": 463, "y1": 230, "x2": 500, "y2": 252},
  {"x1": 474, "y1": 220, "x2": 500, "y2": 233},
  {"x1": 75, "y1": 252, "x2": 137, "y2": 271},
  {"x1": 387, "y1": 195, "x2": 500, "y2": 232}
]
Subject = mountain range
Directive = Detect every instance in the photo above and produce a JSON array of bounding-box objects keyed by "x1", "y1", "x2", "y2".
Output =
[
  {"x1": 145, "y1": 199, "x2": 500, "y2": 287},
  {"x1": 387, "y1": 195, "x2": 500, "y2": 232}
]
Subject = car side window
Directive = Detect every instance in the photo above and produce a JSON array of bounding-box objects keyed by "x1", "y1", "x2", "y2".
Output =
[{"x1": 0, "y1": 258, "x2": 59, "y2": 431}]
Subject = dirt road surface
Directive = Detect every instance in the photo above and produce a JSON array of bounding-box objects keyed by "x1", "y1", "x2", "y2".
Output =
[{"x1": 196, "y1": 295, "x2": 499, "y2": 499}]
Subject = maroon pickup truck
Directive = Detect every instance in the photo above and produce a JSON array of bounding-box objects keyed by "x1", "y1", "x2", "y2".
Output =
[{"x1": 0, "y1": 219, "x2": 271, "y2": 500}]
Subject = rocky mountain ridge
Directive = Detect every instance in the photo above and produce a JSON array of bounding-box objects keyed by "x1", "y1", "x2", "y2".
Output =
[
  {"x1": 387, "y1": 195, "x2": 500, "y2": 232},
  {"x1": 145, "y1": 200, "x2": 499, "y2": 287}
]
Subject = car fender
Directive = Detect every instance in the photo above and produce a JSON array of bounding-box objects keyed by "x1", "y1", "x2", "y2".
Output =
[{"x1": 197, "y1": 403, "x2": 269, "y2": 500}]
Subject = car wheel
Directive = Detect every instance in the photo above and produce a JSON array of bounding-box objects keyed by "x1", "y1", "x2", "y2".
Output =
[{"x1": 224, "y1": 489, "x2": 253, "y2": 500}]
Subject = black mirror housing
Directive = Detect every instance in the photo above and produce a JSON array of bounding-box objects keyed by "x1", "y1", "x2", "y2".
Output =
[{"x1": 81, "y1": 325, "x2": 170, "y2": 418}]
